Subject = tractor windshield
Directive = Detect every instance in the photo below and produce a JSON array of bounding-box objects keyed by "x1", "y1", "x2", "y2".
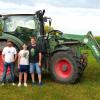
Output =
[{"x1": 3, "y1": 15, "x2": 36, "y2": 33}]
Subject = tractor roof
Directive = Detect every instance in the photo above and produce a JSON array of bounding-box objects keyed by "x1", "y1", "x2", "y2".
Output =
[{"x1": 0, "y1": 13, "x2": 36, "y2": 17}]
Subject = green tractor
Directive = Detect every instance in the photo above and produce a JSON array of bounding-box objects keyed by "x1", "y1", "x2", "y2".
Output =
[{"x1": 0, "y1": 10, "x2": 100, "y2": 83}]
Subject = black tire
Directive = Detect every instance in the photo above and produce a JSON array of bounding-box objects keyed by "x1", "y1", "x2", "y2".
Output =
[
  {"x1": 0, "y1": 40, "x2": 19, "y2": 82},
  {"x1": 50, "y1": 51, "x2": 83, "y2": 83}
]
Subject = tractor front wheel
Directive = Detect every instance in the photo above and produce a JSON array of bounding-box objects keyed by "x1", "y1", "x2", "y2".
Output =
[{"x1": 50, "y1": 51, "x2": 82, "y2": 83}]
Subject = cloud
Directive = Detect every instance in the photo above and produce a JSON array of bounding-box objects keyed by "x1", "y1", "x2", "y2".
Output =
[
  {"x1": 51, "y1": 0, "x2": 100, "y2": 8},
  {"x1": 1, "y1": 0, "x2": 100, "y2": 9},
  {"x1": 0, "y1": 1, "x2": 100, "y2": 36},
  {"x1": 49, "y1": 7, "x2": 100, "y2": 36}
]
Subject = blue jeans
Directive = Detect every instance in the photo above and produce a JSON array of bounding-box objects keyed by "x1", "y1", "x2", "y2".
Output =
[
  {"x1": 2, "y1": 62, "x2": 15, "y2": 82},
  {"x1": 30, "y1": 63, "x2": 41, "y2": 75}
]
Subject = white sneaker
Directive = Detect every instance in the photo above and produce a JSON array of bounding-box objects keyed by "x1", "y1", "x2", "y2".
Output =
[
  {"x1": 12, "y1": 83, "x2": 16, "y2": 86},
  {"x1": 18, "y1": 83, "x2": 21, "y2": 87},
  {"x1": 24, "y1": 83, "x2": 27, "y2": 87},
  {"x1": 1, "y1": 83, "x2": 5, "y2": 86}
]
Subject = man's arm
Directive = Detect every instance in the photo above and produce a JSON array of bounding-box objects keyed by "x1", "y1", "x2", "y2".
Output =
[
  {"x1": 39, "y1": 52, "x2": 42, "y2": 67},
  {"x1": 14, "y1": 48, "x2": 17, "y2": 62},
  {"x1": 14, "y1": 54, "x2": 18, "y2": 62},
  {"x1": 18, "y1": 54, "x2": 21, "y2": 69}
]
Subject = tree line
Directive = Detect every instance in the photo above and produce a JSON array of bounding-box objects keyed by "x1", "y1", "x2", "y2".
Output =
[{"x1": 95, "y1": 36, "x2": 100, "y2": 45}]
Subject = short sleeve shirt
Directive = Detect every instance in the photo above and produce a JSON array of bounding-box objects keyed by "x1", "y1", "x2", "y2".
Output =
[
  {"x1": 19, "y1": 50, "x2": 29, "y2": 65},
  {"x1": 2, "y1": 46, "x2": 17, "y2": 63},
  {"x1": 28, "y1": 44, "x2": 41, "y2": 63}
]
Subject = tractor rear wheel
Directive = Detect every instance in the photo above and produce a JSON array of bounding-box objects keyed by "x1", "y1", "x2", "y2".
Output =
[{"x1": 50, "y1": 51, "x2": 83, "y2": 83}]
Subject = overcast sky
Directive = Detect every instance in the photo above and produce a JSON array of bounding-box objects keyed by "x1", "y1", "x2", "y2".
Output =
[{"x1": 0, "y1": 0, "x2": 100, "y2": 36}]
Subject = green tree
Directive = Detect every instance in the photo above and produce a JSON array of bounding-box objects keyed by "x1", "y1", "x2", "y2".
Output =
[{"x1": 95, "y1": 36, "x2": 100, "y2": 45}]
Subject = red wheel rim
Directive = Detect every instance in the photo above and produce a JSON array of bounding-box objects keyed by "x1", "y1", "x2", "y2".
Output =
[
  {"x1": 54, "y1": 59, "x2": 73, "y2": 78},
  {"x1": 0, "y1": 51, "x2": 10, "y2": 78}
]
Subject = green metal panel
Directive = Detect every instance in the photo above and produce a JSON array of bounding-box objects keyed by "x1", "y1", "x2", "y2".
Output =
[
  {"x1": 59, "y1": 31, "x2": 100, "y2": 62},
  {"x1": 0, "y1": 33, "x2": 23, "y2": 49},
  {"x1": 61, "y1": 33, "x2": 85, "y2": 42},
  {"x1": 52, "y1": 46, "x2": 70, "y2": 52}
]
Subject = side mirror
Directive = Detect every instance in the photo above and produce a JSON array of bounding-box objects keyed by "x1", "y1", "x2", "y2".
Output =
[
  {"x1": 43, "y1": 17, "x2": 52, "y2": 26},
  {"x1": 43, "y1": 17, "x2": 47, "y2": 22},
  {"x1": 35, "y1": 10, "x2": 45, "y2": 21},
  {"x1": 43, "y1": 9, "x2": 45, "y2": 15},
  {"x1": 49, "y1": 20, "x2": 51, "y2": 26}
]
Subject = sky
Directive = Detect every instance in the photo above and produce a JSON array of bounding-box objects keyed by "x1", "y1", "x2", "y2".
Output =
[{"x1": 0, "y1": 0, "x2": 100, "y2": 36}]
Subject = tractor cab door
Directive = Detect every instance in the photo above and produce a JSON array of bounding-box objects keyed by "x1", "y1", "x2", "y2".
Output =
[{"x1": 0, "y1": 16, "x2": 3, "y2": 36}]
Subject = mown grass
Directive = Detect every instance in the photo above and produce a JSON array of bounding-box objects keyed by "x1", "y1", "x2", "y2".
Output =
[{"x1": 0, "y1": 51, "x2": 100, "y2": 100}]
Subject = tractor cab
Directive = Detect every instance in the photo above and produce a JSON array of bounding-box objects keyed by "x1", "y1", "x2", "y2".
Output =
[{"x1": 1, "y1": 14, "x2": 40, "y2": 43}]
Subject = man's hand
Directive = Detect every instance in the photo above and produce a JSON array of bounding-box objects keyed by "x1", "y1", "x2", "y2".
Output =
[
  {"x1": 13, "y1": 58, "x2": 17, "y2": 62},
  {"x1": 39, "y1": 62, "x2": 42, "y2": 67},
  {"x1": 14, "y1": 54, "x2": 18, "y2": 62},
  {"x1": 18, "y1": 64, "x2": 20, "y2": 69},
  {"x1": 39, "y1": 52, "x2": 42, "y2": 67}
]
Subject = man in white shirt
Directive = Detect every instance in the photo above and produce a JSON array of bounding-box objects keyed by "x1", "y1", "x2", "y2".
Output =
[{"x1": 1, "y1": 40, "x2": 17, "y2": 85}]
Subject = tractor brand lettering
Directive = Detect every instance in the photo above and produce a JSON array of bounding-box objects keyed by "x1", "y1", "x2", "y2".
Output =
[{"x1": 92, "y1": 45, "x2": 100, "y2": 56}]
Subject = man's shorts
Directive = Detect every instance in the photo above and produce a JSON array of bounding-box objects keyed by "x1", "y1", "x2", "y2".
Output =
[
  {"x1": 19, "y1": 65, "x2": 29, "y2": 72},
  {"x1": 30, "y1": 63, "x2": 41, "y2": 75}
]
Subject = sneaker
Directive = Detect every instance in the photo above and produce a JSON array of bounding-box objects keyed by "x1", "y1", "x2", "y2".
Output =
[
  {"x1": 1, "y1": 83, "x2": 5, "y2": 86},
  {"x1": 18, "y1": 83, "x2": 21, "y2": 87},
  {"x1": 24, "y1": 83, "x2": 27, "y2": 87},
  {"x1": 32, "y1": 82, "x2": 35, "y2": 86},
  {"x1": 12, "y1": 83, "x2": 16, "y2": 86},
  {"x1": 38, "y1": 82, "x2": 43, "y2": 86}
]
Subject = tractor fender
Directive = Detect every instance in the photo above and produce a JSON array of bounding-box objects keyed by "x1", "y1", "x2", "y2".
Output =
[
  {"x1": 51, "y1": 46, "x2": 70, "y2": 56},
  {"x1": 0, "y1": 33, "x2": 23, "y2": 81},
  {"x1": 0, "y1": 33, "x2": 23, "y2": 50}
]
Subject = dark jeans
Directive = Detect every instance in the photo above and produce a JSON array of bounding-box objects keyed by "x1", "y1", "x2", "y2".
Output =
[{"x1": 2, "y1": 62, "x2": 15, "y2": 83}]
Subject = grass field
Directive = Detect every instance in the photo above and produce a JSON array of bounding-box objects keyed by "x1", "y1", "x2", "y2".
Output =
[{"x1": 0, "y1": 51, "x2": 100, "y2": 100}]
